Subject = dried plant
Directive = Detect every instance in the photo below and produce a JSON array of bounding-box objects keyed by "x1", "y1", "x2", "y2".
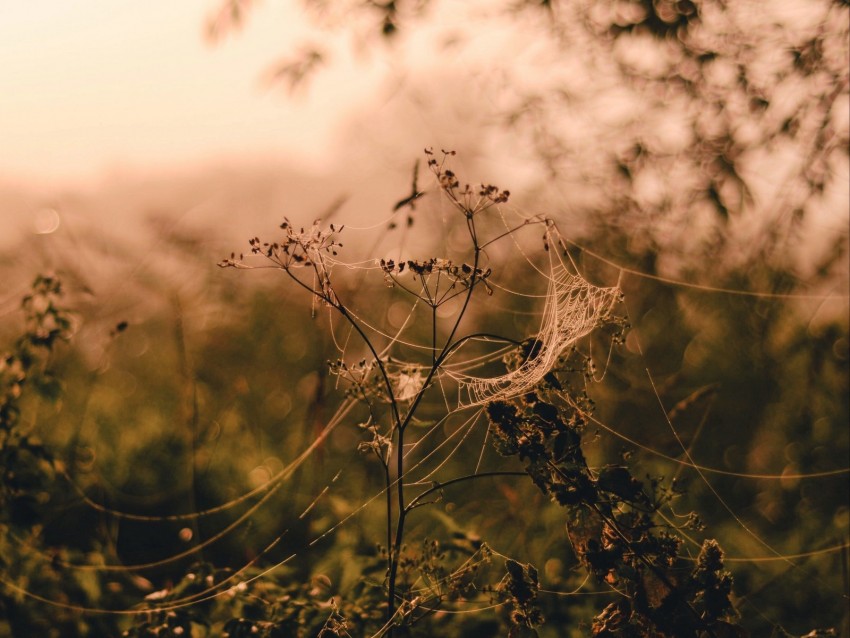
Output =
[{"x1": 212, "y1": 151, "x2": 746, "y2": 637}]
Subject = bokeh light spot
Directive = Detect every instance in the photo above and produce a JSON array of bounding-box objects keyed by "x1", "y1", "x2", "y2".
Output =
[{"x1": 33, "y1": 207, "x2": 60, "y2": 234}]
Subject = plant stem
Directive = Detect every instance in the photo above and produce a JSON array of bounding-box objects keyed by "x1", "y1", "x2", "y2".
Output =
[
  {"x1": 405, "y1": 471, "x2": 526, "y2": 511},
  {"x1": 385, "y1": 462, "x2": 393, "y2": 575},
  {"x1": 432, "y1": 304, "x2": 437, "y2": 366},
  {"x1": 385, "y1": 215, "x2": 483, "y2": 633}
]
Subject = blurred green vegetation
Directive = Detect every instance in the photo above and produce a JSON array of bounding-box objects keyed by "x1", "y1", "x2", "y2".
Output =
[{"x1": 0, "y1": 176, "x2": 846, "y2": 636}]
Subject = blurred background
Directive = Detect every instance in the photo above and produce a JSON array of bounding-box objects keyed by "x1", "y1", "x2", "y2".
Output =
[{"x1": 1, "y1": 1, "x2": 848, "y2": 636}]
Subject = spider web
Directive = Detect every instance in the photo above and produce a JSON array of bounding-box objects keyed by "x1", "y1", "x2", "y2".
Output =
[{"x1": 447, "y1": 259, "x2": 621, "y2": 407}]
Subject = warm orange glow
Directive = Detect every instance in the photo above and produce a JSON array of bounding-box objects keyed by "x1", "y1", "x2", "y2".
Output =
[{"x1": 0, "y1": 1, "x2": 378, "y2": 188}]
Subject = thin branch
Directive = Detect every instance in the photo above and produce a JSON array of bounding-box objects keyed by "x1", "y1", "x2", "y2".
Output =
[{"x1": 405, "y1": 472, "x2": 527, "y2": 512}]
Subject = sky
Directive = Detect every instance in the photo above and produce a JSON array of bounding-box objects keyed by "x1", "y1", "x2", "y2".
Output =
[
  {"x1": 0, "y1": 1, "x2": 380, "y2": 188},
  {"x1": 1, "y1": 0, "x2": 845, "y2": 274}
]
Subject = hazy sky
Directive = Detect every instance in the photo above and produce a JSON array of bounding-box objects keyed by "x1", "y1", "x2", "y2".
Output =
[
  {"x1": 0, "y1": 1, "x2": 380, "y2": 188},
  {"x1": 2, "y1": 1, "x2": 845, "y2": 255}
]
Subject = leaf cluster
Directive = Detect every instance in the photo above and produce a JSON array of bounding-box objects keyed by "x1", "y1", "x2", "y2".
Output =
[
  {"x1": 0, "y1": 275, "x2": 71, "y2": 528},
  {"x1": 126, "y1": 561, "x2": 382, "y2": 638},
  {"x1": 485, "y1": 351, "x2": 743, "y2": 637}
]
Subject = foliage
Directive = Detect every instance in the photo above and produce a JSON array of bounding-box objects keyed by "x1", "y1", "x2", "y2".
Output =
[
  {"x1": 211, "y1": 151, "x2": 743, "y2": 637},
  {"x1": 0, "y1": 275, "x2": 115, "y2": 637},
  {"x1": 485, "y1": 369, "x2": 740, "y2": 636},
  {"x1": 209, "y1": 0, "x2": 848, "y2": 276},
  {"x1": 0, "y1": 151, "x2": 846, "y2": 637}
]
